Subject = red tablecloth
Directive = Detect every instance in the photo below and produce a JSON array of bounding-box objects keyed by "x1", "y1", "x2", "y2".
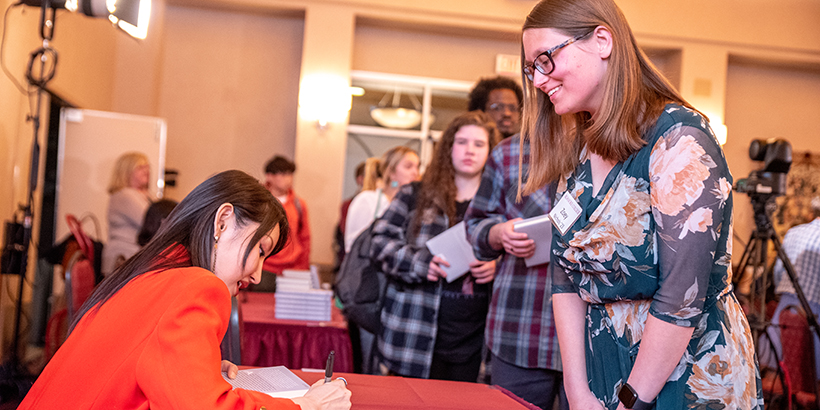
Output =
[
  {"x1": 293, "y1": 370, "x2": 539, "y2": 410},
  {"x1": 239, "y1": 292, "x2": 353, "y2": 372}
]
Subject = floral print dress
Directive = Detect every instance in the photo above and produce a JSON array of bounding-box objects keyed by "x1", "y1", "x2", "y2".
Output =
[{"x1": 551, "y1": 104, "x2": 763, "y2": 409}]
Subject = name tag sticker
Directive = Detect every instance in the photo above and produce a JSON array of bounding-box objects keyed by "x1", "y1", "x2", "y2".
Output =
[{"x1": 549, "y1": 193, "x2": 583, "y2": 236}]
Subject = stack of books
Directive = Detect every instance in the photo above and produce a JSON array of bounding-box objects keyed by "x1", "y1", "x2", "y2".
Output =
[{"x1": 274, "y1": 289, "x2": 333, "y2": 321}]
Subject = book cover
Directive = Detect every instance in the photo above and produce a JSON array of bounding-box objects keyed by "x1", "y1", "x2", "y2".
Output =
[{"x1": 513, "y1": 214, "x2": 553, "y2": 267}]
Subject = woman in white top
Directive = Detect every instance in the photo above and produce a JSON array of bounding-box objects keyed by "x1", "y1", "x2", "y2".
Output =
[
  {"x1": 102, "y1": 152, "x2": 153, "y2": 275},
  {"x1": 343, "y1": 146, "x2": 420, "y2": 252},
  {"x1": 342, "y1": 145, "x2": 419, "y2": 374}
]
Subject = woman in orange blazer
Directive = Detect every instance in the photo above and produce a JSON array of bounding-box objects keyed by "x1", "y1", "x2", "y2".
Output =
[{"x1": 20, "y1": 170, "x2": 351, "y2": 410}]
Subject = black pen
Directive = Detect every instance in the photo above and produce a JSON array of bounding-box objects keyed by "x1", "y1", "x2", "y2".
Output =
[{"x1": 324, "y1": 351, "x2": 335, "y2": 384}]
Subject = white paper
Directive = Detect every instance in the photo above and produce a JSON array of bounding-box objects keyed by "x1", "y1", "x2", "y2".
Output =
[
  {"x1": 223, "y1": 366, "x2": 310, "y2": 399},
  {"x1": 425, "y1": 221, "x2": 477, "y2": 283},
  {"x1": 514, "y1": 214, "x2": 553, "y2": 267}
]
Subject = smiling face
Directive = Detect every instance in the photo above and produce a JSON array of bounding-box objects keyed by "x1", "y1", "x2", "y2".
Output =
[
  {"x1": 451, "y1": 125, "x2": 490, "y2": 178},
  {"x1": 213, "y1": 212, "x2": 279, "y2": 296},
  {"x1": 522, "y1": 27, "x2": 610, "y2": 117}
]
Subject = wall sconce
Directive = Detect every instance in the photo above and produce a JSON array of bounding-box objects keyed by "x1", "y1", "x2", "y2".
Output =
[
  {"x1": 704, "y1": 111, "x2": 728, "y2": 145},
  {"x1": 298, "y1": 73, "x2": 362, "y2": 131}
]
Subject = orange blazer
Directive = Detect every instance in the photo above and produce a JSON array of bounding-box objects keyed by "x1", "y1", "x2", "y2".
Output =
[{"x1": 20, "y1": 267, "x2": 300, "y2": 410}]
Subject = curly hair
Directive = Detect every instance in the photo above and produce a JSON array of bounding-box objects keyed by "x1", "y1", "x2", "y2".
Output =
[
  {"x1": 467, "y1": 76, "x2": 524, "y2": 112},
  {"x1": 412, "y1": 111, "x2": 501, "y2": 236}
]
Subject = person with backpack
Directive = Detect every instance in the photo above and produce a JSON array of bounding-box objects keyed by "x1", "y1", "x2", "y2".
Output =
[
  {"x1": 340, "y1": 146, "x2": 419, "y2": 373},
  {"x1": 260, "y1": 156, "x2": 310, "y2": 290},
  {"x1": 369, "y1": 111, "x2": 501, "y2": 381}
]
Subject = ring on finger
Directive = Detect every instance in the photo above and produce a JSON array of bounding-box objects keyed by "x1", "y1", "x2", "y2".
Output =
[{"x1": 335, "y1": 376, "x2": 348, "y2": 386}]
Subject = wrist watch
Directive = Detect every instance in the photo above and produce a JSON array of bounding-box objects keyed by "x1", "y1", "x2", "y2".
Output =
[{"x1": 617, "y1": 382, "x2": 654, "y2": 410}]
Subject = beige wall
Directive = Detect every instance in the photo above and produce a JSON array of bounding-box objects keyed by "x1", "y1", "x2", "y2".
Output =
[
  {"x1": 725, "y1": 60, "x2": 820, "y2": 243},
  {"x1": 156, "y1": 5, "x2": 303, "y2": 198}
]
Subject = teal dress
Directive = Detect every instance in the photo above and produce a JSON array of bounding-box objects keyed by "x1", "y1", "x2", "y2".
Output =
[{"x1": 551, "y1": 104, "x2": 764, "y2": 409}]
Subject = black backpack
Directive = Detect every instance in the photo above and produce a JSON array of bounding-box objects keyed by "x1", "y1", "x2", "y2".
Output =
[{"x1": 335, "y1": 222, "x2": 387, "y2": 335}]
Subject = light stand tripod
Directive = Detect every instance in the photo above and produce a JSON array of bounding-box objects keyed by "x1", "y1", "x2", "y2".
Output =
[
  {"x1": 735, "y1": 193, "x2": 820, "y2": 406},
  {"x1": 0, "y1": 0, "x2": 58, "y2": 401}
]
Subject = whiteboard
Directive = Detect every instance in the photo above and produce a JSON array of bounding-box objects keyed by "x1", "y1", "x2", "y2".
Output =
[{"x1": 55, "y1": 108, "x2": 167, "y2": 243}]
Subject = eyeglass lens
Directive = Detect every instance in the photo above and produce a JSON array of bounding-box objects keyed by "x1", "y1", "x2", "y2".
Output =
[{"x1": 488, "y1": 103, "x2": 519, "y2": 113}]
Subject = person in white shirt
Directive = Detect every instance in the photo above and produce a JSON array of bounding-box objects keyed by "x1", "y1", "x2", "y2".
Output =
[{"x1": 343, "y1": 146, "x2": 420, "y2": 253}]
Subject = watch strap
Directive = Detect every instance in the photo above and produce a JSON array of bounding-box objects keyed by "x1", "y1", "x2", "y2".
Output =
[{"x1": 618, "y1": 382, "x2": 654, "y2": 410}]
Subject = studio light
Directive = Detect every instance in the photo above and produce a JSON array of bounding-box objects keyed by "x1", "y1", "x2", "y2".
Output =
[{"x1": 22, "y1": 0, "x2": 152, "y2": 39}]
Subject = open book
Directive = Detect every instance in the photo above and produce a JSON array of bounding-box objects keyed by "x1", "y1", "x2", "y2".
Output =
[{"x1": 222, "y1": 366, "x2": 310, "y2": 399}]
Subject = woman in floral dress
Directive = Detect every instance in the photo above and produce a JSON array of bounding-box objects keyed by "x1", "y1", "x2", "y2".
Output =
[{"x1": 518, "y1": 0, "x2": 763, "y2": 409}]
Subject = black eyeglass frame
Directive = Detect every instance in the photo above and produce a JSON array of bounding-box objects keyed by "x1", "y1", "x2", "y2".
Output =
[{"x1": 523, "y1": 30, "x2": 595, "y2": 82}]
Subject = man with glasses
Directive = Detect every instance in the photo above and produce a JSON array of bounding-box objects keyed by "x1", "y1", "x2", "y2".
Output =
[
  {"x1": 465, "y1": 75, "x2": 567, "y2": 410},
  {"x1": 468, "y1": 76, "x2": 523, "y2": 138}
]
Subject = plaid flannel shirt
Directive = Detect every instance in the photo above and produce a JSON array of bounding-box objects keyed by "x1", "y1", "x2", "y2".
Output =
[
  {"x1": 370, "y1": 182, "x2": 451, "y2": 378},
  {"x1": 774, "y1": 218, "x2": 820, "y2": 305},
  {"x1": 464, "y1": 135, "x2": 562, "y2": 371}
]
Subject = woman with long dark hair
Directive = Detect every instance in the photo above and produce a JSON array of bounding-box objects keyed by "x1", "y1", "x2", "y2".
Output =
[
  {"x1": 21, "y1": 170, "x2": 351, "y2": 410},
  {"x1": 519, "y1": 0, "x2": 762, "y2": 408},
  {"x1": 370, "y1": 111, "x2": 501, "y2": 381}
]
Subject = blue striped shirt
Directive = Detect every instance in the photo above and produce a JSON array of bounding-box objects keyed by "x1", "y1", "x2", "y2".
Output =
[{"x1": 775, "y1": 218, "x2": 820, "y2": 305}]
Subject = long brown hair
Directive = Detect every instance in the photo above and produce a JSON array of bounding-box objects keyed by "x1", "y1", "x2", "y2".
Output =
[
  {"x1": 71, "y1": 170, "x2": 289, "y2": 332},
  {"x1": 413, "y1": 111, "x2": 501, "y2": 236},
  {"x1": 520, "y1": 0, "x2": 700, "y2": 196}
]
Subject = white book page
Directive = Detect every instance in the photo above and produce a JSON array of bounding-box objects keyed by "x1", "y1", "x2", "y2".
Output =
[
  {"x1": 223, "y1": 366, "x2": 310, "y2": 399},
  {"x1": 425, "y1": 222, "x2": 477, "y2": 283}
]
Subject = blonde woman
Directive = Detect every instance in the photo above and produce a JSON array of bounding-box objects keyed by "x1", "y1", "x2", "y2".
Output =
[
  {"x1": 343, "y1": 146, "x2": 420, "y2": 253},
  {"x1": 102, "y1": 152, "x2": 152, "y2": 275}
]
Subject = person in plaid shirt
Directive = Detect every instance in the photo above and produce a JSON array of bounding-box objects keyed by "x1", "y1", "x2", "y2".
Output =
[
  {"x1": 464, "y1": 135, "x2": 567, "y2": 410},
  {"x1": 760, "y1": 197, "x2": 820, "y2": 380},
  {"x1": 370, "y1": 112, "x2": 500, "y2": 381}
]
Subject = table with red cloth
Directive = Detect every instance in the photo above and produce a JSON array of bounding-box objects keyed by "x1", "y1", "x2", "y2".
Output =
[
  {"x1": 293, "y1": 370, "x2": 539, "y2": 410},
  {"x1": 239, "y1": 291, "x2": 353, "y2": 373}
]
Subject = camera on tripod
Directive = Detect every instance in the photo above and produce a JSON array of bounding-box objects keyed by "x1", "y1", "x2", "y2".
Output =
[{"x1": 733, "y1": 138, "x2": 792, "y2": 197}]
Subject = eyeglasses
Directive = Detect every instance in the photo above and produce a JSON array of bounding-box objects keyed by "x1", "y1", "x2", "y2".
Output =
[
  {"x1": 486, "y1": 102, "x2": 520, "y2": 113},
  {"x1": 523, "y1": 30, "x2": 594, "y2": 82}
]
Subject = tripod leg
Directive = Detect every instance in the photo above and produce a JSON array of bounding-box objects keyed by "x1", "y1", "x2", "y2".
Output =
[{"x1": 771, "y1": 233, "x2": 820, "y2": 342}]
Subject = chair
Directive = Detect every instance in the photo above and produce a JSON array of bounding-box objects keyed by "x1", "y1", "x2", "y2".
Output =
[
  {"x1": 64, "y1": 214, "x2": 97, "y2": 323},
  {"x1": 43, "y1": 215, "x2": 98, "y2": 361},
  {"x1": 220, "y1": 296, "x2": 244, "y2": 365},
  {"x1": 779, "y1": 305, "x2": 820, "y2": 410}
]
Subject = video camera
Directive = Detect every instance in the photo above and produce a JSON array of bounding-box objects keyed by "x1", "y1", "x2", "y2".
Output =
[{"x1": 733, "y1": 138, "x2": 792, "y2": 197}]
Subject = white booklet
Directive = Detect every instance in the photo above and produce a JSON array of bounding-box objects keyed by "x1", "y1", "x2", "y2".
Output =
[
  {"x1": 222, "y1": 366, "x2": 310, "y2": 399},
  {"x1": 425, "y1": 221, "x2": 477, "y2": 283},
  {"x1": 513, "y1": 214, "x2": 553, "y2": 267}
]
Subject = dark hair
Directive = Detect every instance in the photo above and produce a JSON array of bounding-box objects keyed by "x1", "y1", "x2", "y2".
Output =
[
  {"x1": 354, "y1": 161, "x2": 366, "y2": 179},
  {"x1": 467, "y1": 76, "x2": 524, "y2": 112},
  {"x1": 137, "y1": 199, "x2": 179, "y2": 247},
  {"x1": 71, "y1": 170, "x2": 289, "y2": 332},
  {"x1": 412, "y1": 111, "x2": 501, "y2": 236},
  {"x1": 264, "y1": 156, "x2": 296, "y2": 175}
]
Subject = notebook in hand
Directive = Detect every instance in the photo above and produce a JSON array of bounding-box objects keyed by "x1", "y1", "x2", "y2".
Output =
[
  {"x1": 223, "y1": 366, "x2": 310, "y2": 399},
  {"x1": 513, "y1": 214, "x2": 553, "y2": 267},
  {"x1": 425, "y1": 221, "x2": 477, "y2": 283}
]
